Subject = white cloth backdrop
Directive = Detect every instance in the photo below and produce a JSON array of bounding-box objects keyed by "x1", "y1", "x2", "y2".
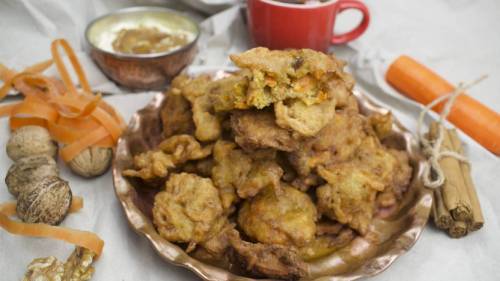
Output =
[{"x1": 0, "y1": 0, "x2": 499, "y2": 280}]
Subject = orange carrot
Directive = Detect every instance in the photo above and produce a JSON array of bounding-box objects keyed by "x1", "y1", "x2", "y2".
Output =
[
  {"x1": 0, "y1": 197, "x2": 104, "y2": 257},
  {"x1": 386, "y1": 55, "x2": 500, "y2": 155},
  {"x1": 51, "y1": 39, "x2": 91, "y2": 95},
  {"x1": 23, "y1": 59, "x2": 53, "y2": 74},
  {"x1": 60, "y1": 127, "x2": 110, "y2": 162}
]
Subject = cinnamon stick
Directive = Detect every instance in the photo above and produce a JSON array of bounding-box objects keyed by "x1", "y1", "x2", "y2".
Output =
[
  {"x1": 448, "y1": 129, "x2": 484, "y2": 231},
  {"x1": 449, "y1": 221, "x2": 468, "y2": 238},
  {"x1": 432, "y1": 188, "x2": 453, "y2": 229},
  {"x1": 429, "y1": 122, "x2": 472, "y2": 222}
]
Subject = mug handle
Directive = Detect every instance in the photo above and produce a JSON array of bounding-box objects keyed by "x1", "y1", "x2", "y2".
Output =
[{"x1": 331, "y1": 0, "x2": 370, "y2": 44}]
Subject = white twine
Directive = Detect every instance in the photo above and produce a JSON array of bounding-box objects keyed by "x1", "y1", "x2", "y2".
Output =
[{"x1": 417, "y1": 75, "x2": 488, "y2": 189}]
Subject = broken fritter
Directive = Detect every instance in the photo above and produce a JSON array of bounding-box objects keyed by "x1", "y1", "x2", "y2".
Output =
[
  {"x1": 274, "y1": 98, "x2": 336, "y2": 137},
  {"x1": 172, "y1": 74, "x2": 223, "y2": 142},
  {"x1": 289, "y1": 110, "x2": 368, "y2": 176},
  {"x1": 158, "y1": 134, "x2": 213, "y2": 163},
  {"x1": 153, "y1": 173, "x2": 225, "y2": 251},
  {"x1": 354, "y1": 136, "x2": 412, "y2": 194},
  {"x1": 237, "y1": 160, "x2": 283, "y2": 198},
  {"x1": 212, "y1": 140, "x2": 251, "y2": 209},
  {"x1": 198, "y1": 223, "x2": 236, "y2": 260},
  {"x1": 231, "y1": 110, "x2": 301, "y2": 152},
  {"x1": 368, "y1": 112, "x2": 393, "y2": 140},
  {"x1": 316, "y1": 164, "x2": 385, "y2": 235},
  {"x1": 123, "y1": 134, "x2": 212, "y2": 180},
  {"x1": 387, "y1": 149, "x2": 413, "y2": 197},
  {"x1": 290, "y1": 173, "x2": 324, "y2": 192},
  {"x1": 238, "y1": 185, "x2": 317, "y2": 247},
  {"x1": 230, "y1": 48, "x2": 350, "y2": 107},
  {"x1": 313, "y1": 132, "x2": 412, "y2": 231},
  {"x1": 299, "y1": 227, "x2": 354, "y2": 261},
  {"x1": 122, "y1": 150, "x2": 175, "y2": 180},
  {"x1": 182, "y1": 158, "x2": 214, "y2": 178},
  {"x1": 227, "y1": 229, "x2": 308, "y2": 280},
  {"x1": 209, "y1": 48, "x2": 354, "y2": 111},
  {"x1": 161, "y1": 87, "x2": 195, "y2": 138},
  {"x1": 209, "y1": 70, "x2": 251, "y2": 112},
  {"x1": 211, "y1": 140, "x2": 283, "y2": 210}
]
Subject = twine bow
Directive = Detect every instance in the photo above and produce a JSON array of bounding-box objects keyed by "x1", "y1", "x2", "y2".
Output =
[{"x1": 417, "y1": 75, "x2": 488, "y2": 189}]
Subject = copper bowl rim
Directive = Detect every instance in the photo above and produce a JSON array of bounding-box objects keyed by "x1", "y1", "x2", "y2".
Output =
[
  {"x1": 112, "y1": 68, "x2": 432, "y2": 281},
  {"x1": 84, "y1": 6, "x2": 200, "y2": 60}
]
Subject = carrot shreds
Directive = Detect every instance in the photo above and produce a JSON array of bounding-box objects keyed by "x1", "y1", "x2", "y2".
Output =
[
  {"x1": 58, "y1": 115, "x2": 100, "y2": 130},
  {"x1": 0, "y1": 64, "x2": 17, "y2": 83},
  {"x1": 0, "y1": 103, "x2": 19, "y2": 117},
  {"x1": 11, "y1": 99, "x2": 59, "y2": 123},
  {"x1": 0, "y1": 202, "x2": 17, "y2": 217},
  {"x1": 48, "y1": 121, "x2": 114, "y2": 146},
  {"x1": 60, "y1": 127, "x2": 110, "y2": 162},
  {"x1": 51, "y1": 39, "x2": 91, "y2": 96},
  {"x1": 0, "y1": 77, "x2": 15, "y2": 101},
  {"x1": 0, "y1": 198, "x2": 104, "y2": 257},
  {"x1": 0, "y1": 38, "x2": 125, "y2": 162},
  {"x1": 0, "y1": 213, "x2": 104, "y2": 257},
  {"x1": 90, "y1": 107, "x2": 123, "y2": 141},
  {"x1": 10, "y1": 117, "x2": 48, "y2": 130},
  {"x1": 70, "y1": 196, "x2": 84, "y2": 213},
  {"x1": 49, "y1": 94, "x2": 102, "y2": 119},
  {"x1": 22, "y1": 75, "x2": 61, "y2": 99},
  {"x1": 23, "y1": 59, "x2": 53, "y2": 74}
]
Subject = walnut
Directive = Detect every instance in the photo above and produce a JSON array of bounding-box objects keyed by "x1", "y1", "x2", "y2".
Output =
[
  {"x1": 68, "y1": 147, "x2": 112, "y2": 178},
  {"x1": 23, "y1": 256, "x2": 65, "y2": 281},
  {"x1": 23, "y1": 247, "x2": 96, "y2": 281},
  {"x1": 63, "y1": 247, "x2": 96, "y2": 281},
  {"x1": 5, "y1": 155, "x2": 59, "y2": 197},
  {"x1": 6, "y1": 126, "x2": 58, "y2": 161},
  {"x1": 16, "y1": 176, "x2": 72, "y2": 225}
]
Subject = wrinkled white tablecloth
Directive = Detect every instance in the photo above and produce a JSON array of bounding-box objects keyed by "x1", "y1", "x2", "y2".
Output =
[{"x1": 1, "y1": 0, "x2": 499, "y2": 280}]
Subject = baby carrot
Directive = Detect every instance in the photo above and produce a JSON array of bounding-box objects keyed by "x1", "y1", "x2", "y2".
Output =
[{"x1": 386, "y1": 55, "x2": 500, "y2": 155}]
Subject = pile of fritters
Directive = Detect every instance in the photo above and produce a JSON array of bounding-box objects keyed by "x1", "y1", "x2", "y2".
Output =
[{"x1": 123, "y1": 47, "x2": 412, "y2": 280}]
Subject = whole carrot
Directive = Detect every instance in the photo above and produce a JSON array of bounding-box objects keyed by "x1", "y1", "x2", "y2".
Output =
[{"x1": 386, "y1": 55, "x2": 500, "y2": 155}]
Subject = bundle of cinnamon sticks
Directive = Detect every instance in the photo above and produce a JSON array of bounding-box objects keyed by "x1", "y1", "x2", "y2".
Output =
[{"x1": 428, "y1": 122, "x2": 484, "y2": 238}]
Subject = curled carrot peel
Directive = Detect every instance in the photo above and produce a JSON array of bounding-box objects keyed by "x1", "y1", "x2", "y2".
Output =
[
  {"x1": 0, "y1": 38, "x2": 125, "y2": 162},
  {"x1": 0, "y1": 196, "x2": 83, "y2": 217},
  {"x1": 60, "y1": 127, "x2": 110, "y2": 162},
  {"x1": 386, "y1": 55, "x2": 500, "y2": 155},
  {"x1": 23, "y1": 59, "x2": 53, "y2": 74},
  {"x1": 0, "y1": 197, "x2": 104, "y2": 257},
  {"x1": 0, "y1": 103, "x2": 19, "y2": 117},
  {"x1": 51, "y1": 39, "x2": 91, "y2": 95}
]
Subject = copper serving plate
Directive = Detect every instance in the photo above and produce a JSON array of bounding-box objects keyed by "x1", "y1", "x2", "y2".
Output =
[{"x1": 112, "y1": 69, "x2": 432, "y2": 281}]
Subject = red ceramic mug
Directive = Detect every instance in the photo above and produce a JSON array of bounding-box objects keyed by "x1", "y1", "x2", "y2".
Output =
[{"x1": 247, "y1": 0, "x2": 370, "y2": 52}]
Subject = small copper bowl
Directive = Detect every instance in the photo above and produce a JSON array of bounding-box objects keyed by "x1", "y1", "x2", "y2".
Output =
[{"x1": 85, "y1": 7, "x2": 200, "y2": 90}]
